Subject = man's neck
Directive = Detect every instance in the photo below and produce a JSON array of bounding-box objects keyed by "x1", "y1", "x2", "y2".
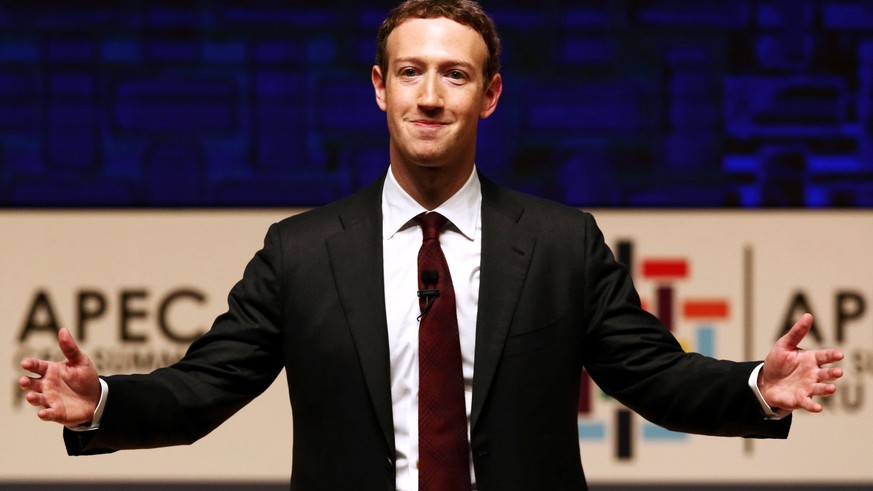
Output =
[{"x1": 390, "y1": 160, "x2": 475, "y2": 210}]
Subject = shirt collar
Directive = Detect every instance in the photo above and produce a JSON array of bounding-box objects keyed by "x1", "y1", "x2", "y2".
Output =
[{"x1": 382, "y1": 165, "x2": 481, "y2": 241}]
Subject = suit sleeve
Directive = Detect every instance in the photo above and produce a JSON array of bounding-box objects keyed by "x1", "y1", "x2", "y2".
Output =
[
  {"x1": 66, "y1": 223, "x2": 287, "y2": 454},
  {"x1": 578, "y1": 214, "x2": 790, "y2": 439}
]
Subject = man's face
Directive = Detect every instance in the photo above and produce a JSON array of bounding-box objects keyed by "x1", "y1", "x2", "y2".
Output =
[{"x1": 372, "y1": 17, "x2": 501, "y2": 174}]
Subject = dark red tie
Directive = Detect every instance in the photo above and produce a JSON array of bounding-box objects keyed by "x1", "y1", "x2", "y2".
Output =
[{"x1": 415, "y1": 212, "x2": 471, "y2": 491}]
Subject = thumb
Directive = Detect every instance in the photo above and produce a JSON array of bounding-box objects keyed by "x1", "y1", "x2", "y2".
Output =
[
  {"x1": 779, "y1": 313, "x2": 814, "y2": 351},
  {"x1": 58, "y1": 328, "x2": 85, "y2": 365}
]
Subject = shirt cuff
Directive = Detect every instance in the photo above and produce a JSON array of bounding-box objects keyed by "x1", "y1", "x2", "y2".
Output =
[
  {"x1": 66, "y1": 378, "x2": 108, "y2": 432},
  {"x1": 748, "y1": 363, "x2": 791, "y2": 420}
]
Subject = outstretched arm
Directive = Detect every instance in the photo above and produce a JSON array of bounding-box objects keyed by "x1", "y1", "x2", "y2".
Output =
[
  {"x1": 19, "y1": 327, "x2": 101, "y2": 426},
  {"x1": 759, "y1": 313, "x2": 844, "y2": 413}
]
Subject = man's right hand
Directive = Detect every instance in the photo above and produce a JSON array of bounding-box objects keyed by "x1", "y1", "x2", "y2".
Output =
[{"x1": 19, "y1": 327, "x2": 101, "y2": 427}]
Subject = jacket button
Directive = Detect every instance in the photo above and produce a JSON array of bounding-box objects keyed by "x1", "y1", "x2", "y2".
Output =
[{"x1": 476, "y1": 449, "x2": 490, "y2": 457}]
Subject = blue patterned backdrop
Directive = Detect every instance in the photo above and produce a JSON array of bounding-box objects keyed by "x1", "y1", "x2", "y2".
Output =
[{"x1": 2, "y1": 0, "x2": 872, "y2": 208}]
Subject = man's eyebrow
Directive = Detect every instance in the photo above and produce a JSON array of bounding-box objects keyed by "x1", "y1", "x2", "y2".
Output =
[{"x1": 393, "y1": 56, "x2": 477, "y2": 70}]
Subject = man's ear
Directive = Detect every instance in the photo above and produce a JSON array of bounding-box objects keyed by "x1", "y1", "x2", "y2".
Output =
[
  {"x1": 372, "y1": 65, "x2": 387, "y2": 112},
  {"x1": 480, "y1": 73, "x2": 502, "y2": 119}
]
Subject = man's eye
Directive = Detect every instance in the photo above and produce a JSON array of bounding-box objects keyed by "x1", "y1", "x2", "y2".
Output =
[
  {"x1": 448, "y1": 71, "x2": 464, "y2": 80},
  {"x1": 401, "y1": 68, "x2": 417, "y2": 77}
]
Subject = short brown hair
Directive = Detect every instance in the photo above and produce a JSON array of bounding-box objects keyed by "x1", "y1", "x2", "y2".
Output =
[{"x1": 375, "y1": 0, "x2": 501, "y2": 85}]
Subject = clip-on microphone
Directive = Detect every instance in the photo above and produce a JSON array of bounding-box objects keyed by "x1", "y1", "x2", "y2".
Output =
[{"x1": 417, "y1": 269, "x2": 439, "y2": 319}]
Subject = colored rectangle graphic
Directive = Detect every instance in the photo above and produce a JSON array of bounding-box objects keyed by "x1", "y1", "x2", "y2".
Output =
[
  {"x1": 642, "y1": 259, "x2": 688, "y2": 279},
  {"x1": 643, "y1": 423, "x2": 688, "y2": 441},
  {"x1": 696, "y1": 326, "x2": 715, "y2": 357},
  {"x1": 683, "y1": 299, "x2": 729, "y2": 319},
  {"x1": 578, "y1": 422, "x2": 606, "y2": 440},
  {"x1": 616, "y1": 409, "x2": 633, "y2": 459},
  {"x1": 578, "y1": 370, "x2": 592, "y2": 414}
]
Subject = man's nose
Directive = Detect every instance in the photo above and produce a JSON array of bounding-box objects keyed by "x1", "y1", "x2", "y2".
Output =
[{"x1": 417, "y1": 72, "x2": 443, "y2": 110}]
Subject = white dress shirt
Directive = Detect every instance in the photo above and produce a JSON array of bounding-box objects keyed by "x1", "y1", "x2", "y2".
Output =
[{"x1": 381, "y1": 166, "x2": 482, "y2": 491}]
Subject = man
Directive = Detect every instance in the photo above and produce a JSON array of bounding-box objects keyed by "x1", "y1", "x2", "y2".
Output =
[{"x1": 20, "y1": 1, "x2": 844, "y2": 490}]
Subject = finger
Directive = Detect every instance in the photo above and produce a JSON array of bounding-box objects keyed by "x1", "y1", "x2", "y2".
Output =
[
  {"x1": 809, "y1": 383, "x2": 838, "y2": 397},
  {"x1": 58, "y1": 327, "x2": 84, "y2": 365},
  {"x1": 818, "y1": 366, "x2": 843, "y2": 382},
  {"x1": 38, "y1": 407, "x2": 58, "y2": 422},
  {"x1": 20, "y1": 358, "x2": 49, "y2": 377},
  {"x1": 19, "y1": 374, "x2": 42, "y2": 392},
  {"x1": 779, "y1": 313, "x2": 814, "y2": 350},
  {"x1": 814, "y1": 349, "x2": 845, "y2": 366},
  {"x1": 801, "y1": 397, "x2": 823, "y2": 413},
  {"x1": 25, "y1": 391, "x2": 47, "y2": 407}
]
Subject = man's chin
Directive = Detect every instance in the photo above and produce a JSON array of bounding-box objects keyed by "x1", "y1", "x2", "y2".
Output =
[
  {"x1": 392, "y1": 145, "x2": 466, "y2": 172},
  {"x1": 403, "y1": 150, "x2": 449, "y2": 168}
]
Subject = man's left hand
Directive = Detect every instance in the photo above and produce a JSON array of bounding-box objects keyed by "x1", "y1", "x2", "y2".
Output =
[{"x1": 759, "y1": 313, "x2": 844, "y2": 413}]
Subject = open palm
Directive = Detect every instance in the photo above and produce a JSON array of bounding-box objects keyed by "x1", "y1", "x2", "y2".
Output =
[
  {"x1": 19, "y1": 328, "x2": 101, "y2": 426},
  {"x1": 759, "y1": 314, "x2": 844, "y2": 413}
]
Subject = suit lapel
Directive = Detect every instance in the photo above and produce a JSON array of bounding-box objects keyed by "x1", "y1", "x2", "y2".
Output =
[
  {"x1": 471, "y1": 176, "x2": 536, "y2": 431},
  {"x1": 325, "y1": 177, "x2": 395, "y2": 451}
]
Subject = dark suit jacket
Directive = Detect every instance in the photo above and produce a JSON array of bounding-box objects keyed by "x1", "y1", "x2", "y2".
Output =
[{"x1": 66, "y1": 173, "x2": 790, "y2": 490}]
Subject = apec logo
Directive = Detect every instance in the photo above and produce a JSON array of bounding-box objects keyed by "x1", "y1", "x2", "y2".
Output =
[
  {"x1": 577, "y1": 239, "x2": 733, "y2": 460},
  {"x1": 577, "y1": 236, "x2": 871, "y2": 461},
  {"x1": 11, "y1": 286, "x2": 208, "y2": 411}
]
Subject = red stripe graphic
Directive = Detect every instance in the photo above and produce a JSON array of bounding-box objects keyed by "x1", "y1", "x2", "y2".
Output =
[
  {"x1": 683, "y1": 300, "x2": 729, "y2": 319},
  {"x1": 642, "y1": 259, "x2": 688, "y2": 279}
]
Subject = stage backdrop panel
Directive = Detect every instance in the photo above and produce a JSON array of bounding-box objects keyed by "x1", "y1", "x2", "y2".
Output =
[{"x1": 2, "y1": 210, "x2": 870, "y2": 485}]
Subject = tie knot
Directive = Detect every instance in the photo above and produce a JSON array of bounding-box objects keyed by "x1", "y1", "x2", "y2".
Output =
[{"x1": 415, "y1": 212, "x2": 448, "y2": 241}]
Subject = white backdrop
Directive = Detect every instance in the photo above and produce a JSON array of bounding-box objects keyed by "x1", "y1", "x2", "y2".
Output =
[{"x1": 2, "y1": 210, "x2": 870, "y2": 485}]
